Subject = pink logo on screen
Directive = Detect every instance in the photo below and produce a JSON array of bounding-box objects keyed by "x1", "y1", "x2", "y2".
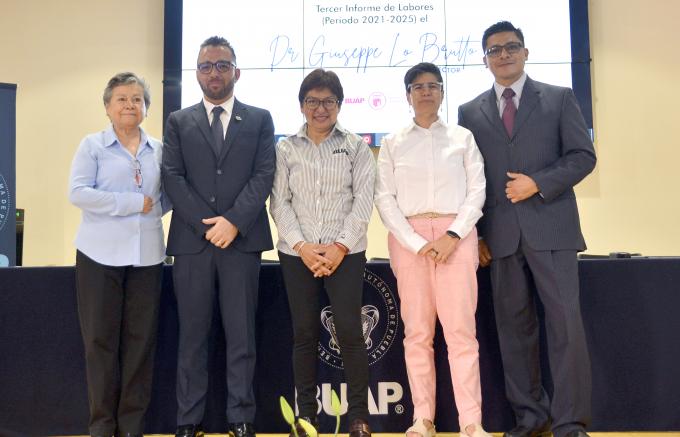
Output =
[{"x1": 369, "y1": 92, "x2": 386, "y2": 110}]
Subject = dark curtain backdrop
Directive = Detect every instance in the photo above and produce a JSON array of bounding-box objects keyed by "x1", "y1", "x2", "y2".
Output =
[{"x1": 1, "y1": 259, "x2": 679, "y2": 436}]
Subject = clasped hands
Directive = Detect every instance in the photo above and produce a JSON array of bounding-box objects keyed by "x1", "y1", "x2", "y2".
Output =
[
  {"x1": 418, "y1": 233, "x2": 460, "y2": 264},
  {"x1": 203, "y1": 216, "x2": 238, "y2": 249},
  {"x1": 295, "y1": 242, "x2": 347, "y2": 278}
]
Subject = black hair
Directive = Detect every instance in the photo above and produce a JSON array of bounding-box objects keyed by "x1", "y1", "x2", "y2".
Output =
[
  {"x1": 298, "y1": 69, "x2": 344, "y2": 107},
  {"x1": 199, "y1": 36, "x2": 236, "y2": 63},
  {"x1": 482, "y1": 21, "x2": 525, "y2": 52},
  {"x1": 403, "y1": 63, "x2": 443, "y2": 91}
]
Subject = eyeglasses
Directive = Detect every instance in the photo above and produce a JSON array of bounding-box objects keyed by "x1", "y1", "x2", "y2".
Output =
[
  {"x1": 485, "y1": 42, "x2": 524, "y2": 58},
  {"x1": 197, "y1": 60, "x2": 236, "y2": 74},
  {"x1": 304, "y1": 97, "x2": 340, "y2": 110},
  {"x1": 408, "y1": 82, "x2": 443, "y2": 93},
  {"x1": 132, "y1": 159, "x2": 143, "y2": 190}
]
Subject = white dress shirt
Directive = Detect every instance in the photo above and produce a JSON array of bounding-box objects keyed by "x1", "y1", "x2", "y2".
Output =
[
  {"x1": 494, "y1": 72, "x2": 527, "y2": 115},
  {"x1": 375, "y1": 117, "x2": 486, "y2": 253},
  {"x1": 202, "y1": 95, "x2": 235, "y2": 138}
]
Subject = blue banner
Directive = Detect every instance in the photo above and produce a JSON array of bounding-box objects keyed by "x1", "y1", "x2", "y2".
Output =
[{"x1": 0, "y1": 83, "x2": 17, "y2": 267}]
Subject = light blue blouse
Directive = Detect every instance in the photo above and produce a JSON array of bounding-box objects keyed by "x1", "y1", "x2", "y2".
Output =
[{"x1": 69, "y1": 125, "x2": 169, "y2": 266}]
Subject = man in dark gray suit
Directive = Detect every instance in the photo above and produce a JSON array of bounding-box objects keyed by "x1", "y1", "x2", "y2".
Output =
[
  {"x1": 458, "y1": 22, "x2": 596, "y2": 437},
  {"x1": 162, "y1": 36, "x2": 275, "y2": 437}
]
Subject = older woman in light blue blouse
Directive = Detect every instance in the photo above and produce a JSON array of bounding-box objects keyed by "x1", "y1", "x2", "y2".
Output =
[{"x1": 69, "y1": 72, "x2": 169, "y2": 437}]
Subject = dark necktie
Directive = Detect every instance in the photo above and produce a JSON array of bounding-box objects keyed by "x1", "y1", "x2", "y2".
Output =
[
  {"x1": 501, "y1": 88, "x2": 516, "y2": 137},
  {"x1": 211, "y1": 106, "x2": 225, "y2": 155}
]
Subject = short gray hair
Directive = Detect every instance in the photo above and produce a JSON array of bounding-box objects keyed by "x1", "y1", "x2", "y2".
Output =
[{"x1": 102, "y1": 72, "x2": 151, "y2": 108}]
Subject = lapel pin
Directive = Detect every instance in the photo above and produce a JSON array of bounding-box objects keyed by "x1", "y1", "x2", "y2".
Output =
[{"x1": 235, "y1": 115, "x2": 242, "y2": 121}]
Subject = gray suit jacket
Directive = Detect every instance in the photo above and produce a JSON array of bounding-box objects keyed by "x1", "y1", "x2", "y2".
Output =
[
  {"x1": 458, "y1": 77, "x2": 596, "y2": 259},
  {"x1": 162, "y1": 99, "x2": 275, "y2": 255}
]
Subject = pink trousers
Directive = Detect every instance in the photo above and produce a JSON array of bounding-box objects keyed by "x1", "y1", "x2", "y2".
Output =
[{"x1": 388, "y1": 217, "x2": 482, "y2": 429}]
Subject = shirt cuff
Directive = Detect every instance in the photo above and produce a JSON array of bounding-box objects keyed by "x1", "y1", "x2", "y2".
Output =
[
  {"x1": 447, "y1": 222, "x2": 469, "y2": 240},
  {"x1": 336, "y1": 231, "x2": 361, "y2": 253},
  {"x1": 283, "y1": 229, "x2": 306, "y2": 250},
  {"x1": 114, "y1": 192, "x2": 145, "y2": 216},
  {"x1": 404, "y1": 232, "x2": 429, "y2": 254}
]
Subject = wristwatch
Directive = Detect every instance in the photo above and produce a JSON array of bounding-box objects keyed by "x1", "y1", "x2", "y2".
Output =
[{"x1": 446, "y1": 230, "x2": 461, "y2": 240}]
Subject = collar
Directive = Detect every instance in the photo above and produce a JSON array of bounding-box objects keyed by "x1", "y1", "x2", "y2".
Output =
[
  {"x1": 494, "y1": 72, "x2": 527, "y2": 103},
  {"x1": 103, "y1": 125, "x2": 155, "y2": 150},
  {"x1": 292, "y1": 121, "x2": 350, "y2": 141},
  {"x1": 202, "y1": 95, "x2": 235, "y2": 119},
  {"x1": 405, "y1": 116, "x2": 447, "y2": 132}
]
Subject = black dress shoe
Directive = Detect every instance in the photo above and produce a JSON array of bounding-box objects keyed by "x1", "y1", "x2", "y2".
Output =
[
  {"x1": 175, "y1": 424, "x2": 204, "y2": 437},
  {"x1": 563, "y1": 431, "x2": 589, "y2": 437},
  {"x1": 349, "y1": 418, "x2": 371, "y2": 437},
  {"x1": 503, "y1": 423, "x2": 551, "y2": 437},
  {"x1": 289, "y1": 416, "x2": 320, "y2": 437},
  {"x1": 118, "y1": 434, "x2": 143, "y2": 437},
  {"x1": 229, "y1": 422, "x2": 256, "y2": 437}
]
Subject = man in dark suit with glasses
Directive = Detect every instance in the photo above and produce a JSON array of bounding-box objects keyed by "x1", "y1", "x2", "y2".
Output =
[
  {"x1": 458, "y1": 21, "x2": 596, "y2": 437},
  {"x1": 162, "y1": 36, "x2": 275, "y2": 437}
]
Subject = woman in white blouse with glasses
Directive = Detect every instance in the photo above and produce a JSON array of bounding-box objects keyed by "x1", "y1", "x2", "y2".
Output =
[{"x1": 375, "y1": 62, "x2": 490, "y2": 437}]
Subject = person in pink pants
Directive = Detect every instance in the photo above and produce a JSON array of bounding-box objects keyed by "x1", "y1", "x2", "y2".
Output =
[{"x1": 375, "y1": 62, "x2": 490, "y2": 437}]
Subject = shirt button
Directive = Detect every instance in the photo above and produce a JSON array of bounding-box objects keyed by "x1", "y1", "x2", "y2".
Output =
[
  {"x1": 216, "y1": 169, "x2": 223, "y2": 175},
  {"x1": 210, "y1": 196, "x2": 216, "y2": 202}
]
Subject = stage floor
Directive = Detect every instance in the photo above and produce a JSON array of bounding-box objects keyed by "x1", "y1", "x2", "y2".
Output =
[{"x1": 55, "y1": 431, "x2": 680, "y2": 437}]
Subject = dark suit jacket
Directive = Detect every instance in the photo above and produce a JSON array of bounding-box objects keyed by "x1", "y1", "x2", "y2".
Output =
[
  {"x1": 458, "y1": 77, "x2": 596, "y2": 259},
  {"x1": 162, "y1": 99, "x2": 275, "y2": 255}
]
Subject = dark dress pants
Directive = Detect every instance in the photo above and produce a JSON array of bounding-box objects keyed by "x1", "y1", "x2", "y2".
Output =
[
  {"x1": 173, "y1": 244, "x2": 261, "y2": 425},
  {"x1": 75, "y1": 250, "x2": 162, "y2": 436},
  {"x1": 279, "y1": 251, "x2": 370, "y2": 423},
  {"x1": 490, "y1": 241, "x2": 592, "y2": 437}
]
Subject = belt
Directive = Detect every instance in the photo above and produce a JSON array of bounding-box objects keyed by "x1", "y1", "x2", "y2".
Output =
[{"x1": 407, "y1": 212, "x2": 456, "y2": 219}]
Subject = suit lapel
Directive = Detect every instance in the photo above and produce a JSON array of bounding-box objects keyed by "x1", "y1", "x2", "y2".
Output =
[
  {"x1": 190, "y1": 103, "x2": 220, "y2": 158},
  {"x1": 513, "y1": 77, "x2": 539, "y2": 137},
  {"x1": 479, "y1": 87, "x2": 508, "y2": 139},
  {"x1": 219, "y1": 99, "x2": 246, "y2": 163}
]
